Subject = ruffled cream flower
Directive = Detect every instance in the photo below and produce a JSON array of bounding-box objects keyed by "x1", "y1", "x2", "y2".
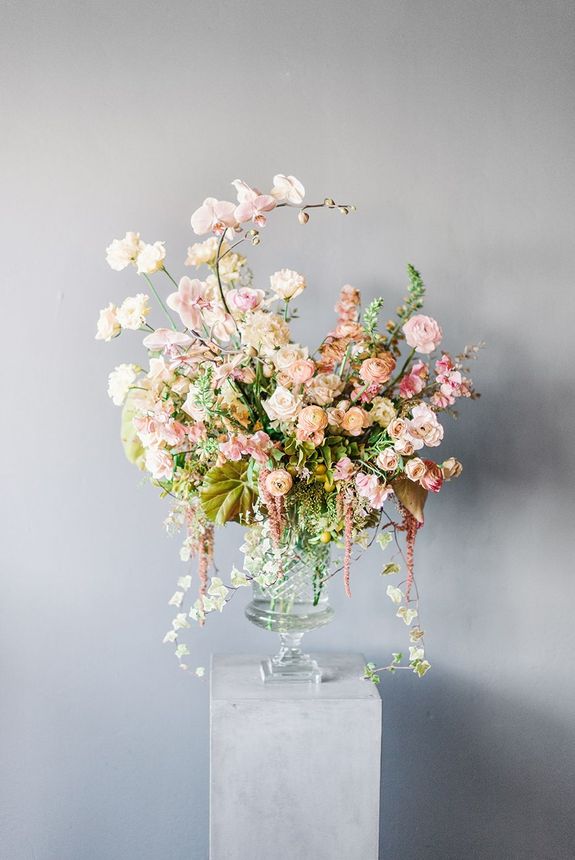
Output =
[
  {"x1": 270, "y1": 269, "x2": 306, "y2": 301},
  {"x1": 107, "y1": 363, "x2": 137, "y2": 406},
  {"x1": 95, "y1": 303, "x2": 121, "y2": 341},
  {"x1": 305, "y1": 373, "x2": 344, "y2": 406},
  {"x1": 136, "y1": 241, "x2": 165, "y2": 275},
  {"x1": 105, "y1": 232, "x2": 143, "y2": 271},
  {"x1": 116, "y1": 294, "x2": 150, "y2": 330},
  {"x1": 370, "y1": 397, "x2": 396, "y2": 427},
  {"x1": 240, "y1": 310, "x2": 290, "y2": 355}
]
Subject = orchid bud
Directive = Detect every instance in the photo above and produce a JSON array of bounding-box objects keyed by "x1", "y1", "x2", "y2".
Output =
[{"x1": 298, "y1": 210, "x2": 309, "y2": 224}]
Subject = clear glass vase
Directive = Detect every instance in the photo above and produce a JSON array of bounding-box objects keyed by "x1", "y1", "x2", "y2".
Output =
[{"x1": 245, "y1": 536, "x2": 334, "y2": 684}]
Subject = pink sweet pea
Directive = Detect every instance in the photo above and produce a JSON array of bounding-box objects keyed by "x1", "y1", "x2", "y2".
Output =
[
  {"x1": 167, "y1": 277, "x2": 215, "y2": 331},
  {"x1": 399, "y1": 360, "x2": 428, "y2": 399},
  {"x1": 333, "y1": 457, "x2": 356, "y2": 481},
  {"x1": 219, "y1": 435, "x2": 247, "y2": 462},
  {"x1": 232, "y1": 179, "x2": 277, "y2": 226},
  {"x1": 244, "y1": 431, "x2": 273, "y2": 464},
  {"x1": 355, "y1": 472, "x2": 393, "y2": 509},
  {"x1": 191, "y1": 198, "x2": 237, "y2": 236},
  {"x1": 145, "y1": 447, "x2": 173, "y2": 480}
]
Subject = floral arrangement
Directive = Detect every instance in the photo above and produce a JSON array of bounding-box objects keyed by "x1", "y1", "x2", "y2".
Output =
[{"x1": 96, "y1": 173, "x2": 480, "y2": 680}]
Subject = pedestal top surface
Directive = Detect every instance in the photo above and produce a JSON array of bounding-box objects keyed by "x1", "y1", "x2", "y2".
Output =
[{"x1": 211, "y1": 653, "x2": 381, "y2": 702}]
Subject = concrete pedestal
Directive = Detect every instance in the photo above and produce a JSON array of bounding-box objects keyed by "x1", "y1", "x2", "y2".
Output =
[{"x1": 210, "y1": 653, "x2": 381, "y2": 860}]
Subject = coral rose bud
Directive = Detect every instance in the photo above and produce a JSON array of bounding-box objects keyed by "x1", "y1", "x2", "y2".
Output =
[
  {"x1": 265, "y1": 469, "x2": 293, "y2": 497},
  {"x1": 420, "y1": 460, "x2": 443, "y2": 493}
]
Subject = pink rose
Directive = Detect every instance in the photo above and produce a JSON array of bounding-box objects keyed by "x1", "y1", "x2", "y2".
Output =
[
  {"x1": 405, "y1": 457, "x2": 427, "y2": 482},
  {"x1": 402, "y1": 315, "x2": 443, "y2": 354},
  {"x1": 287, "y1": 358, "x2": 316, "y2": 385},
  {"x1": 333, "y1": 457, "x2": 356, "y2": 481},
  {"x1": 376, "y1": 449, "x2": 399, "y2": 472}
]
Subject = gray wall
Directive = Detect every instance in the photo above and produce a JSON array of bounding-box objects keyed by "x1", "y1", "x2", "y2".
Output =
[{"x1": 2, "y1": 1, "x2": 574, "y2": 858}]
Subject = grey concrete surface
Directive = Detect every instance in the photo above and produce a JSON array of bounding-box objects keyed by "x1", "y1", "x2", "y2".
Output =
[
  {"x1": 210, "y1": 654, "x2": 381, "y2": 860},
  {"x1": 1, "y1": 1, "x2": 575, "y2": 858}
]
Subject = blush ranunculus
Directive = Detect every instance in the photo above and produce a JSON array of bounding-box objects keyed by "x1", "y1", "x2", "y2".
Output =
[
  {"x1": 376, "y1": 449, "x2": 399, "y2": 472},
  {"x1": 286, "y1": 358, "x2": 316, "y2": 385},
  {"x1": 402, "y1": 314, "x2": 443, "y2": 354},
  {"x1": 340, "y1": 405, "x2": 370, "y2": 436},
  {"x1": 359, "y1": 353, "x2": 396, "y2": 386},
  {"x1": 265, "y1": 469, "x2": 293, "y2": 497},
  {"x1": 296, "y1": 405, "x2": 328, "y2": 445},
  {"x1": 408, "y1": 403, "x2": 444, "y2": 448}
]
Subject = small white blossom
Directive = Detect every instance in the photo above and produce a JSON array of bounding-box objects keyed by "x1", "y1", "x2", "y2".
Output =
[
  {"x1": 177, "y1": 575, "x2": 193, "y2": 591},
  {"x1": 195, "y1": 666, "x2": 205, "y2": 677},
  {"x1": 162, "y1": 630, "x2": 177, "y2": 644}
]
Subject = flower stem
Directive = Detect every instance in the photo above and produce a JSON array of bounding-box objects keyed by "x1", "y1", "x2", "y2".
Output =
[{"x1": 144, "y1": 273, "x2": 177, "y2": 330}]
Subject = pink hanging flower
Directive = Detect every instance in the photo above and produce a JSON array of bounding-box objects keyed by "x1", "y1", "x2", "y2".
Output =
[
  {"x1": 191, "y1": 198, "x2": 237, "y2": 236},
  {"x1": 232, "y1": 179, "x2": 277, "y2": 226}
]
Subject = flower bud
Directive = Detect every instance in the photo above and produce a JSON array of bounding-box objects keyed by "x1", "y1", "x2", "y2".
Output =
[{"x1": 298, "y1": 210, "x2": 310, "y2": 224}]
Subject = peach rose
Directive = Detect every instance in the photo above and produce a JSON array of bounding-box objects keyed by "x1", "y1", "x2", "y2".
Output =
[
  {"x1": 441, "y1": 457, "x2": 463, "y2": 480},
  {"x1": 376, "y1": 449, "x2": 399, "y2": 472},
  {"x1": 402, "y1": 314, "x2": 443, "y2": 354},
  {"x1": 359, "y1": 353, "x2": 396, "y2": 386},
  {"x1": 394, "y1": 436, "x2": 414, "y2": 456},
  {"x1": 420, "y1": 460, "x2": 443, "y2": 493},
  {"x1": 387, "y1": 417, "x2": 407, "y2": 439},
  {"x1": 405, "y1": 457, "x2": 427, "y2": 482},
  {"x1": 341, "y1": 405, "x2": 370, "y2": 436},
  {"x1": 296, "y1": 405, "x2": 328, "y2": 445},
  {"x1": 265, "y1": 469, "x2": 293, "y2": 497}
]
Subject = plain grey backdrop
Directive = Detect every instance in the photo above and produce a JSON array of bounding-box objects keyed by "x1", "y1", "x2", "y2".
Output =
[{"x1": 2, "y1": 1, "x2": 574, "y2": 858}]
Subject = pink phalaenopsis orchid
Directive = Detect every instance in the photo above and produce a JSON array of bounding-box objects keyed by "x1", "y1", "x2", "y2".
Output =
[
  {"x1": 142, "y1": 328, "x2": 194, "y2": 353},
  {"x1": 191, "y1": 197, "x2": 237, "y2": 236},
  {"x1": 232, "y1": 179, "x2": 277, "y2": 226}
]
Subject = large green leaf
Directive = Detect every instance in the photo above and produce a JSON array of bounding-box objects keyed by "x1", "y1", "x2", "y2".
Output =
[
  {"x1": 199, "y1": 461, "x2": 255, "y2": 525},
  {"x1": 392, "y1": 478, "x2": 427, "y2": 524},
  {"x1": 120, "y1": 392, "x2": 145, "y2": 470}
]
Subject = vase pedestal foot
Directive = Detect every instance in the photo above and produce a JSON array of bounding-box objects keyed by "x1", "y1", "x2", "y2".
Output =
[{"x1": 261, "y1": 632, "x2": 322, "y2": 684}]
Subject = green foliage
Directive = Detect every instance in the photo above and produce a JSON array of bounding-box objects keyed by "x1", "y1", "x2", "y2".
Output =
[
  {"x1": 393, "y1": 478, "x2": 427, "y2": 523},
  {"x1": 191, "y1": 366, "x2": 215, "y2": 411},
  {"x1": 381, "y1": 562, "x2": 401, "y2": 575},
  {"x1": 406, "y1": 263, "x2": 425, "y2": 309},
  {"x1": 376, "y1": 532, "x2": 393, "y2": 550},
  {"x1": 120, "y1": 392, "x2": 146, "y2": 470},
  {"x1": 362, "y1": 297, "x2": 384, "y2": 337},
  {"x1": 363, "y1": 662, "x2": 381, "y2": 684},
  {"x1": 199, "y1": 461, "x2": 255, "y2": 525}
]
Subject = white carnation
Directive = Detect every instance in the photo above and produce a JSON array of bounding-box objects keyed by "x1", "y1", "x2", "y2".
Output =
[{"x1": 116, "y1": 293, "x2": 150, "y2": 330}]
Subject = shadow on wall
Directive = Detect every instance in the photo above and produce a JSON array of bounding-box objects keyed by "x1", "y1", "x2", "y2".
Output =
[{"x1": 377, "y1": 668, "x2": 575, "y2": 860}]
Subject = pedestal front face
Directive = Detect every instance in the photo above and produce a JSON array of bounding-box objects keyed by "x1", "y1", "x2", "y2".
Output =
[{"x1": 210, "y1": 654, "x2": 382, "y2": 860}]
